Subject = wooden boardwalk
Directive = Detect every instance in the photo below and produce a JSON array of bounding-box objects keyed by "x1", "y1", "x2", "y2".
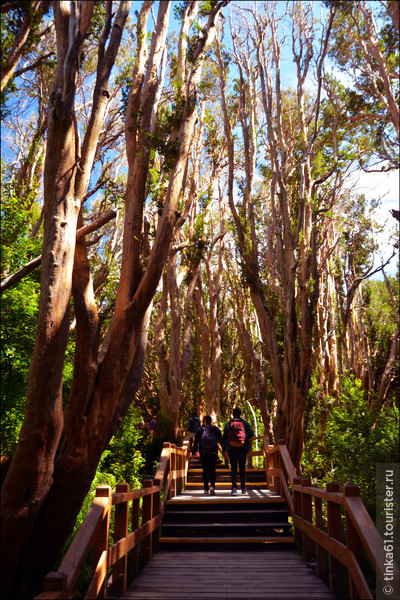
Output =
[
  {"x1": 121, "y1": 472, "x2": 334, "y2": 599},
  {"x1": 120, "y1": 550, "x2": 335, "y2": 599}
]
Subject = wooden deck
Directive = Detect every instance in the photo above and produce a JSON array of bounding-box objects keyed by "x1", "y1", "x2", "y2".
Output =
[{"x1": 120, "y1": 550, "x2": 335, "y2": 599}]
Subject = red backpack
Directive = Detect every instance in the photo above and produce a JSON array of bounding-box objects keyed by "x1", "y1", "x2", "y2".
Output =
[{"x1": 228, "y1": 418, "x2": 246, "y2": 447}]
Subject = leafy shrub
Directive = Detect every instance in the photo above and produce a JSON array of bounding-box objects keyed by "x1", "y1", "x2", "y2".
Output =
[{"x1": 303, "y1": 374, "x2": 399, "y2": 518}]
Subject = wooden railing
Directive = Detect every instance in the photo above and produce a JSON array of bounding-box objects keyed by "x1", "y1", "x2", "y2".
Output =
[
  {"x1": 35, "y1": 436, "x2": 191, "y2": 600},
  {"x1": 263, "y1": 438, "x2": 399, "y2": 600}
]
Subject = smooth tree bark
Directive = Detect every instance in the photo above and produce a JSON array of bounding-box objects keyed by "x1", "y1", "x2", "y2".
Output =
[
  {"x1": 1, "y1": 3, "x2": 96, "y2": 596},
  {"x1": 194, "y1": 192, "x2": 229, "y2": 420},
  {"x1": 155, "y1": 107, "x2": 206, "y2": 435},
  {"x1": 1, "y1": 2, "x2": 227, "y2": 597},
  {"x1": 156, "y1": 251, "x2": 200, "y2": 435},
  {"x1": 226, "y1": 260, "x2": 272, "y2": 436}
]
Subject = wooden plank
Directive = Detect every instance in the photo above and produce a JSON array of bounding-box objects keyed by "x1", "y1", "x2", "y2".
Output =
[
  {"x1": 113, "y1": 485, "x2": 160, "y2": 504},
  {"x1": 347, "y1": 550, "x2": 373, "y2": 599},
  {"x1": 167, "y1": 495, "x2": 284, "y2": 505},
  {"x1": 158, "y1": 540, "x2": 294, "y2": 545},
  {"x1": 120, "y1": 551, "x2": 334, "y2": 599},
  {"x1": 56, "y1": 497, "x2": 108, "y2": 593},
  {"x1": 276, "y1": 444, "x2": 297, "y2": 483},
  {"x1": 84, "y1": 550, "x2": 107, "y2": 600},
  {"x1": 185, "y1": 481, "x2": 269, "y2": 487},
  {"x1": 292, "y1": 484, "x2": 344, "y2": 505},
  {"x1": 344, "y1": 494, "x2": 399, "y2": 589},
  {"x1": 188, "y1": 468, "x2": 264, "y2": 473}
]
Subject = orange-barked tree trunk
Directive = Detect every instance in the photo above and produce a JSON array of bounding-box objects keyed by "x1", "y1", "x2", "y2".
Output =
[{"x1": 0, "y1": 2, "x2": 227, "y2": 598}]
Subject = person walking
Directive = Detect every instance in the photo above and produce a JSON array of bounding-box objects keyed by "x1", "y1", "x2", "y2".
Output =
[
  {"x1": 191, "y1": 415, "x2": 222, "y2": 495},
  {"x1": 222, "y1": 407, "x2": 254, "y2": 496}
]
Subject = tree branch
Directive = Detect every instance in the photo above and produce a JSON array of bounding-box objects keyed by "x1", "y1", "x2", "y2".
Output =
[{"x1": 1, "y1": 209, "x2": 117, "y2": 293}]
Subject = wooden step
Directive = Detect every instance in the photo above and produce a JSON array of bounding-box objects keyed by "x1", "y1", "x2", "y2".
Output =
[
  {"x1": 161, "y1": 522, "x2": 292, "y2": 538},
  {"x1": 185, "y1": 481, "x2": 269, "y2": 488},
  {"x1": 159, "y1": 536, "x2": 294, "y2": 544},
  {"x1": 187, "y1": 468, "x2": 264, "y2": 473},
  {"x1": 162, "y1": 521, "x2": 291, "y2": 529},
  {"x1": 158, "y1": 536, "x2": 295, "y2": 550},
  {"x1": 163, "y1": 508, "x2": 289, "y2": 521},
  {"x1": 166, "y1": 496, "x2": 286, "y2": 506}
]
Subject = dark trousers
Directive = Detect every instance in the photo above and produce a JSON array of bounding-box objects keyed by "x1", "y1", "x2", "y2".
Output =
[
  {"x1": 228, "y1": 447, "x2": 247, "y2": 489},
  {"x1": 200, "y1": 452, "x2": 218, "y2": 489}
]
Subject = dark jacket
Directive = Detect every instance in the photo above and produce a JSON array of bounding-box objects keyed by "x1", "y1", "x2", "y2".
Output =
[
  {"x1": 192, "y1": 424, "x2": 222, "y2": 455},
  {"x1": 187, "y1": 415, "x2": 201, "y2": 433},
  {"x1": 222, "y1": 417, "x2": 254, "y2": 453}
]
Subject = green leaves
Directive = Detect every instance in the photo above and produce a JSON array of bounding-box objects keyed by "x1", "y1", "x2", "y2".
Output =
[{"x1": 303, "y1": 374, "x2": 399, "y2": 517}]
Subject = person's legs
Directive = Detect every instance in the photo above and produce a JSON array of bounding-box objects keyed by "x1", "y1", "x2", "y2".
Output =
[
  {"x1": 209, "y1": 454, "x2": 218, "y2": 488},
  {"x1": 237, "y1": 449, "x2": 247, "y2": 489},
  {"x1": 228, "y1": 449, "x2": 238, "y2": 488},
  {"x1": 200, "y1": 454, "x2": 209, "y2": 490}
]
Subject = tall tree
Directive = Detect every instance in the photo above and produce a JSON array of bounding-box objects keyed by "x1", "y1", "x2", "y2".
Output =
[
  {"x1": 1, "y1": 2, "x2": 227, "y2": 597},
  {"x1": 217, "y1": 1, "x2": 339, "y2": 469}
]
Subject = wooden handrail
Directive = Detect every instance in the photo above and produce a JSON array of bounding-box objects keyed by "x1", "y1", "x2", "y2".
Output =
[
  {"x1": 263, "y1": 440, "x2": 399, "y2": 600},
  {"x1": 34, "y1": 434, "x2": 192, "y2": 600}
]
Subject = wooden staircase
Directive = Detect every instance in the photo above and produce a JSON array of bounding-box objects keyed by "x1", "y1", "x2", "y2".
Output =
[
  {"x1": 158, "y1": 456, "x2": 295, "y2": 551},
  {"x1": 35, "y1": 437, "x2": 397, "y2": 600}
]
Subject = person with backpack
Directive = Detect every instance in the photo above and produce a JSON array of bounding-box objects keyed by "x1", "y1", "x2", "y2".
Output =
[
  {"x1": 187, "y1": 411, "x2": 201, "y2": 435},
  {"x1": 191, "y1": 415, "x2": 222, "y2": 495},
  {"x1": 222, "y1": 407, "x2": 254, "y2": 495}
]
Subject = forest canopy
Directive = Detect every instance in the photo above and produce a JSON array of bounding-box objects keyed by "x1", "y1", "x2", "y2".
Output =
[{"x1": 1, "y1": 1, "x2": 398, "y2": 598}]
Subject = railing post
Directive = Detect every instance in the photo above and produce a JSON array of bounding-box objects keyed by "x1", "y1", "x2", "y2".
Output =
[
  {"x1": 275, "y1": 440, "x2": 285, "y2": 496},
  {"x1": 153, "y1": 478, "x2": 161, "y2": 553},
  {"x1": 129, "y1": 495, "x2": 140, "y2": 582},
  {"x1": 314, "y1": 493, "x2": 327, "y2": 583},
  {"x1": 263, "y1": 434, "x2": 270, "y2": 470},
  {"x1": 163, "y1": 442, "x2": 172, "y2": 500},
  {"x1": 141, "y1": 480, "x2": 153, "y2": 569},
  {"x1": 92, "y1": 486, "x2": 112, "y2": 600},
  {"x1": 266, "y1": 446, "x2": 274, "y2": 490},
  {"x1": 326, "y1": 482, "x2": 348, "y2": 599},
  {"x1": 112, "y1": 483, "x2": 129, "y2": 596},
  {"x1": 178, "y1": 447, "x2": 184, "y2": 491},
  {"x1": 248, "y1": 438, "x2": 254, "y2": 468},
  {"x1": 301, "y1": 479, "x2": 314, "y2": 562},
  {"x1": 43, "y1": 572, "x2": 68, "y2": 598},
  {"x1": 170, "y1": 444, "x2": 177, "y2": 498},
  {"x1": 293, "y1": 477, "x2": 302, "y2": 550},
  {"x1": 344, "y1": 484, "x2": 364, "y2": 600}
]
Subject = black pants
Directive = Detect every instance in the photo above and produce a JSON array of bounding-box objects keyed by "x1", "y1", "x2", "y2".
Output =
[
  {"x1": 228, "y1": 447, "x2": 247, "y2": 489},
  {"x1": 200, "y1": 452, "x2": 218, "y2": 489}
]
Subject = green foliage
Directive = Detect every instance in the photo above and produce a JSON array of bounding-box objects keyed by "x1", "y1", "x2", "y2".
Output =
[
  {"x1": 362, "y1": 276, "x2": 399, "y2": 401},
  {"x1": 99, "y1": 405, "x2": 146, "y2": 488},
  {"x1": 0, "y1": 169, "x2": 43, "y2": 456},
  {"x1": 56, "y1": 406, "x2": 153, "y2": 595},
  {"x1": 303, "y1": 374, "x2": 399, "y2": 517},
  {"x1": 151, "y1": 100, "x2": 184, "y2": 172},
  {"x1": 324, "y1": 0, "x2": 399, "y2": 167},
  {"x1": 0, "y1": 279, "x2": 40, "y2": 456},
  {"x1": 183, "y1": 213, "x2": 210, "y2": 267},
  {"x1": 336, "y1": 193, "x2": 382, "y2": 279}
]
